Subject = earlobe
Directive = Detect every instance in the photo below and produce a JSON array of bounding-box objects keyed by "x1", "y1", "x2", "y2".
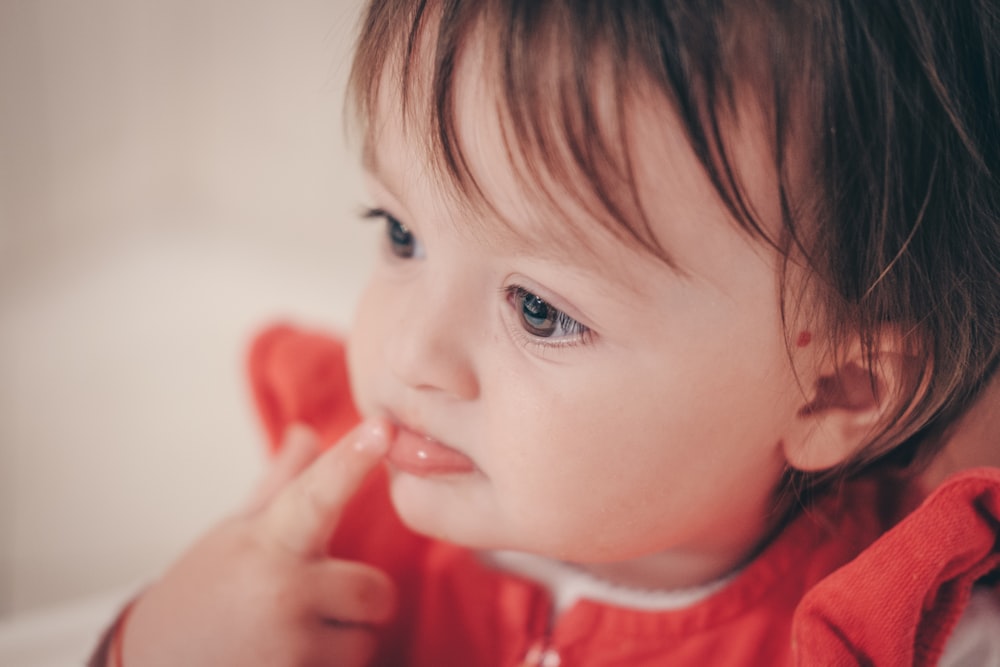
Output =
[{"x1": 782, "y1": 350, "x2": 916, "y2": 473}]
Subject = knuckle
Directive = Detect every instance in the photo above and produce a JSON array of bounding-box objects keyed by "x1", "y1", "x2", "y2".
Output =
[
  {"x1": 324, "y1": 628, "x2": 378, "y2": 667},
  {"x1": 293, "y1": 480, "x2": 331, "y2": 521},
  {"x1": 350, "y1": 571, "x2": 396, "y2": 621}
]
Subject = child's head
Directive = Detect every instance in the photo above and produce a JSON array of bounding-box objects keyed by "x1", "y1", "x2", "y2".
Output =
[{"x1": 343, "y1": 0, "x2": 999, "y2": 582}]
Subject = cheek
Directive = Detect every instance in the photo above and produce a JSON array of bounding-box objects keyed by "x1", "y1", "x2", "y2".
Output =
[
  {"x1": 346, "y1": 280, "x2": 389, "y2": 415},
  {"x1": 480, "y1": 377, "x2": 673, "y2": 546},
  {"x1": 481, "y1": 358, "x2": 788, "y2": 559}
]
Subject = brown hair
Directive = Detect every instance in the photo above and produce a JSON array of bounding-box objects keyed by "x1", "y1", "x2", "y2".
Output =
[{"x1": 348, "y1": 0, "x2": 1000, "y2": 479}]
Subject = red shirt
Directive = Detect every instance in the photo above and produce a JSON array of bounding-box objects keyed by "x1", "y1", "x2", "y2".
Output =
[{"x1": 249, "y1": 324, "x2": 1000, "y2": 666}]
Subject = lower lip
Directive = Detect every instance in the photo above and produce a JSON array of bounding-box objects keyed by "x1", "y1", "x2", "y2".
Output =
[{"x1": 386, "y1": 426, "x2": 477, "y2": 477}]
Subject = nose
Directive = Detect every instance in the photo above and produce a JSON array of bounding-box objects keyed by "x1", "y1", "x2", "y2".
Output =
[{"x1": 383, "y1": 282, "x2": 481, "y2": 401}]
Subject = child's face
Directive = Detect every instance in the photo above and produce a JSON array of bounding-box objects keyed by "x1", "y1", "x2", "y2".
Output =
[{"x1": 347, "y1": 57, "x2": 813, "y2": 586}]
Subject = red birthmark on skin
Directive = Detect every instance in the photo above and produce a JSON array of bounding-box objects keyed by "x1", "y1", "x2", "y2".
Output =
[{"x1": 796, "y1": 330, "x2": 812, "y2": 348}]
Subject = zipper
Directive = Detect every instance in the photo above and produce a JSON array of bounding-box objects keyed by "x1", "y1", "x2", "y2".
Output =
[
  {"x1": 520, "y1": 612, "x2": 561, "y2": 667},
  {"x1": 521, "y1": 640, "x2": 561, "y2": 667}
]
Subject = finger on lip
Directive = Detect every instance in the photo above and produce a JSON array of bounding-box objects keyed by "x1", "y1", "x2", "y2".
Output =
[
  {"x1": 261, "y1": 418, "x2": 393, "y2": 556},
  {"x1": 352, "y1": 419, "x2": 392, "y2": 455}
]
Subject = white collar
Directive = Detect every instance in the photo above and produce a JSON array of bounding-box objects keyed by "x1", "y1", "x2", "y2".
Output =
[{"x1": 483, "y1": 550, "x2": 739, "y2": 614}]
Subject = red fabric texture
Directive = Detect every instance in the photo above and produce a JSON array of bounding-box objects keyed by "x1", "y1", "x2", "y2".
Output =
[
  {"x1": 792, "y1": 470, "x2": 1000, "y2": 666},
  {"x1": 248, "y1": 324, "x2": 1000, "y2": 666}
]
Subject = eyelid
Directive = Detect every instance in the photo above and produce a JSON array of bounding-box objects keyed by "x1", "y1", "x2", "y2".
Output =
[
  {"x1": 362, "y1": 206, "x2": 425, "y2": 260},
  {"x1": 502, "y1": 276, "x2": 594, "y2": 331},
  {"x1": 359, "y1": 200, "x2": 412, "y2": 227},
  {"x1": 360, "y1": 206, "x2": 393, "y2": 222},
  {"x1": 501, "y1": 284, "x2": 595, "y2": 349}
]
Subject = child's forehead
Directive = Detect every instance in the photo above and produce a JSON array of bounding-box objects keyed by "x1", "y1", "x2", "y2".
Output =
[
  {"x1": 349, "y1": 0, "x2": 826, "y2": 264},
  {"x1": 352, "y1": 1, "x2": 801, "y2": 290},
  {"x1": 357, "y1": 20, "x2": 651, "y2": 249},
  {"x1": 361, "y1": 69, "x2": 783, "y2": 282},
  {"x1": 366, "y1": 74, "x2": 654, "y2": 249},
  {"x1": 361, "y1": 136, "x2": 665, "y2": 294}
]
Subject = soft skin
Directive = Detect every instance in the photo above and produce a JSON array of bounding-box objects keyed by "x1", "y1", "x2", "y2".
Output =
[
  {"x1": 346, "y1": 47, "x2": 827, "y2": 590},
  {"x1": 113, "y1": 423, "x2": 399, "y2": 667}
]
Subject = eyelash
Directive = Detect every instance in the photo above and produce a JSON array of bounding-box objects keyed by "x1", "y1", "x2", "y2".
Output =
[
  {"x1": 362, "y1": 205, "x2": 593, "y2": 349},
  {"x1": 362, "y1": 207, "x2": 419, "y2": 259},
  {"x1": 361, "y1": 206, "x2": 392, "y2": 223},
  {"x1": 502, "y1": 285, "x2": 593, "y2": 348}
]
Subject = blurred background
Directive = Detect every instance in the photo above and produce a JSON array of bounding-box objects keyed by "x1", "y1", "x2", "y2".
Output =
[{"x1": 0, "y1": 0, "x2": 372, "y2": 658}]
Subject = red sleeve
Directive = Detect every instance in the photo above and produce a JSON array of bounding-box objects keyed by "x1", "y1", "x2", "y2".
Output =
[
  {"x1": 792, "y1": 467, "x2": 1000, "y2": 666},
  {"x1": 247, "y1": 323, "x2": 361, "y2": 453},
  {"x1": 246, "y1": 324, "x2": 429, "y2": 665},
  {"x1": 245, "y1": 323, "x2": 421, "y2": 563}
]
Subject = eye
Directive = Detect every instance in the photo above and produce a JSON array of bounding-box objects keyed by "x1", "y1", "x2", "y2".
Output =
[
  {"x1": 506, "y1": 286, "x2": 590, "y2": 340},
  {"x1": 363, "y1": 208, "x2": 422, "y2": 259},
  {"x1": 385, "y1": 214, "x2": 418, "y2": 258}
]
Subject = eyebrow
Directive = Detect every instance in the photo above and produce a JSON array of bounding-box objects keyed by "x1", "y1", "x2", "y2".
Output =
[
  {"x1": 360, "y1": 142, "x2": 380, "y2": 180},
  {"x1": 362, "y1": 155, "x2": 402, "y2": 205}
]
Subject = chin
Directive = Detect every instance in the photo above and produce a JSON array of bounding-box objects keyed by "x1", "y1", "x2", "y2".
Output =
[{"x1": 386, "y1": 472, "x2": 479, "y2": 546}]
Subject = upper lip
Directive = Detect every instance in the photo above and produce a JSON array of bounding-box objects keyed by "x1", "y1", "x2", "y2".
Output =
[
  {"x1": 382, "y1": 407, "x2": 484, "y2": 475},
  {"x1": 384, "y1": 408, "x2": 450, "y2": 446}
]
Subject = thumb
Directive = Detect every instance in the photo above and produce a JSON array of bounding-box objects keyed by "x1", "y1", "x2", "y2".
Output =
[{"x1": 259, "y1": 419, "x2": 391, "y2": 557}]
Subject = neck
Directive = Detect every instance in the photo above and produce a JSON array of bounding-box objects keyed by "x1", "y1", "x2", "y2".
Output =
[
  {"x1": 572, "y1": 551, "x2": 747, "y2": 592},
  {"x1": 569, "y1": 503, "x2": 791, "y2": 593},
  {"x1": 921, "y1": 371, "x2": 1000, "y2": 490}
]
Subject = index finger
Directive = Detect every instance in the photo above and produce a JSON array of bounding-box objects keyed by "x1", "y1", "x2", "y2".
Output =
[
  {"x1": 261, "y1": 419, "x2": 391, "y2": 557},
  {"x1": 244, "y1": 423, "x2": 321, "y2": 514}
]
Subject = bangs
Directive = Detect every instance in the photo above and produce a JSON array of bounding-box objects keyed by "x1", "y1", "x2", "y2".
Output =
[
  {"x1": 346, "y1": 0, "x2": 1000, "y2": 482},
  {"x1": 347, "y1": 0, "x2": 817, "y2": 264}
]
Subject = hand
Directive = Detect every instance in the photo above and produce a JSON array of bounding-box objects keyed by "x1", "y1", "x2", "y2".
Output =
[{"x1": 119, "y1": 420, "x2": 396, "y2": 667}]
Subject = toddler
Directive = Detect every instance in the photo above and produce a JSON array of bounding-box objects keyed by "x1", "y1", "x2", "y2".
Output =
[{"x1": 91, "y1": 0, "x2": 1000, "y2": 665}]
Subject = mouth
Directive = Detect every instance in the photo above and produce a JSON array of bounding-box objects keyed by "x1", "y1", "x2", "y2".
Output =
[{"x1": 384, "y1": 417, "x2": 478, "y2": 478}]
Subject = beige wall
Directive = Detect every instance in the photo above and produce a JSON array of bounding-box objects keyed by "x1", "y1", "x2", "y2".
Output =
[{"x1": 0, "y1": 0, "x2": 372, "y2": 615}]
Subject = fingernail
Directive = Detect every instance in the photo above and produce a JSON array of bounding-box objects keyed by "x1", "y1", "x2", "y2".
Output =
[{"x1": 353, "y1": 420, "x2": 390, "y2": 455}]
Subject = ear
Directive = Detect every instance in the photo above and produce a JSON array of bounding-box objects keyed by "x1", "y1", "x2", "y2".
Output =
[{"x1": 782, "y1": 339, "x2": 918, "y2": 472}]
